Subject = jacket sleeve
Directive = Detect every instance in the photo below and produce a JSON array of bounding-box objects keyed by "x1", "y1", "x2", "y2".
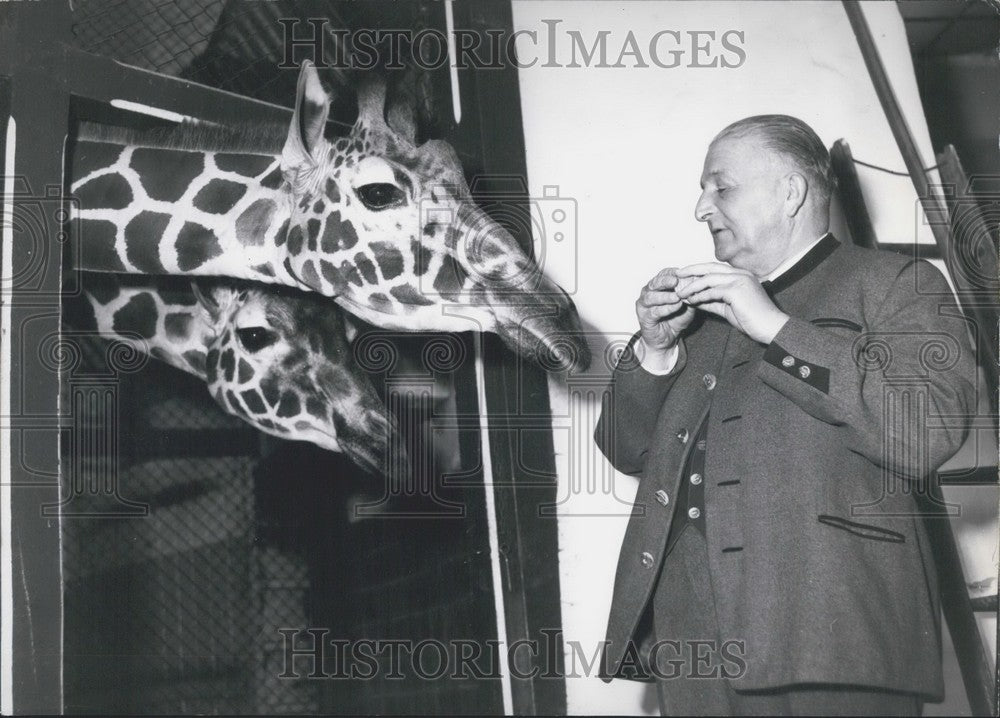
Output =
[
  {"x1": 593, "y1": 334, "x2": 688, "y2": 477},
  {"x1": 757, "y1": 259, "x2": 977, "y2": 478}
]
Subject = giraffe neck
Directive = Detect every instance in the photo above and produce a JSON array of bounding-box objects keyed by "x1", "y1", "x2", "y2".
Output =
[
  {"x1": 83, "y1": 275, "x2": 215, "y2": 381},
  {"x1": 70, "y1": 129, "x2": 298, "y2": 286}
]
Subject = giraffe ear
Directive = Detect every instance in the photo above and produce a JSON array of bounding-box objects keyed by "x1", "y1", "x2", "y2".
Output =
[
  {"x1": 357, "y1": 76, "x2": 389, "y2": 134},
  {"x1": 386, "y1": 99, "x2": 416, "y2": 146},
  {"x1": 282, "y1": 60, "x2": 331, "y2": 171},
  {"x1": 386, "y1": 80, "x2": 417, "y2": 145},
  {"x1": 341, "y1": 312, "x2": 359, "y2": 344}
]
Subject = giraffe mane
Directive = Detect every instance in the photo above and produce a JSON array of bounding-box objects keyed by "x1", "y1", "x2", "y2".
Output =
[{"x1": 76, "y1": 120, "x2": 291, "y2": 154}]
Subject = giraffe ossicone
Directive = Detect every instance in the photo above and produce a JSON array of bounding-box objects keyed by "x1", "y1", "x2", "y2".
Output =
[
  {"x1": 80, "y1": 273, "x2": 405, "y2": 478},
  {"x1": 69, "y1": 61, "x2": 591, "y2": 372}
]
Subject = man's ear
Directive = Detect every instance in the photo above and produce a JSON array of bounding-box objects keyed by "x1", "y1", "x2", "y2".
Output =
[
  {"x1": 785, "y1": 172, "x2": 809, "y2": 217},
  {"x1": 281, "y1": 60, "x2": 332, "y2": 174}
]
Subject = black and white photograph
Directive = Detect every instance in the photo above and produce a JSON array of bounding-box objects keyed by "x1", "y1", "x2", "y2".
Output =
[{"x1": 0, "y1": 0, "x2": 997, "y2": 715}]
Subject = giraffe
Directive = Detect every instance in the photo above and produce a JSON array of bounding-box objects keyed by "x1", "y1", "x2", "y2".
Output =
[
  {"x1": 69, "y1": 62, "x2": 591, "y2": 372},
  {"x1": 74, "y1": 273, "x2": 404, "y2": 478}
]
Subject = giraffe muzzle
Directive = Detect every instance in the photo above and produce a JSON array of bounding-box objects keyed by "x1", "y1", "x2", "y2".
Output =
[
  {"x1": 490, "y1": 282, "x2": 592, "y2": 373},
  {"x1": 334, "y1": 406, "x2": 409, "y2": 481}
]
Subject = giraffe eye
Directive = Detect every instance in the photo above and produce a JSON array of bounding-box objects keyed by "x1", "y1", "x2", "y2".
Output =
[
  {"x1": 356, "y1": 183, "x2": 406, "y2": 211},
  {"x1": 236, "y1": 327, "x2": 278, "y2": 353}
]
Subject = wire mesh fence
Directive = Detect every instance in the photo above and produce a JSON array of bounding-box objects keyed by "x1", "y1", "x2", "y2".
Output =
[
  {"x1": 60, "y1": 331, "x2": 319, "y2": 714},
  {"x1": 71, "y1": 0, "x2": 226, "y2": 78},
  {"x1": 69, "y1": 0, "x2": 448, "y2": 119}
]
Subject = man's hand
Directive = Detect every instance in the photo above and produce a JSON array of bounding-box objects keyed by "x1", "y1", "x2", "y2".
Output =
[
  {"x1": 674, "y1": 263, "x2": 789, "y2": 344},
  {"x1": 636, "y1": 268, "x2": 697, "y2": 361}
]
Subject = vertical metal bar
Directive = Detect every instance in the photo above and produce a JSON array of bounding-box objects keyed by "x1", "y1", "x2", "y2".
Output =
[
  {"x1": 458, "y1": 0, "x2": 569, "y2": 711},
  {"x1": 5, "y1": 65, "x2": 69, "y2": 715},
  {"x1": 0, "y1": 79, "x2": 16, "y2": 718},
  {"x1": 0, "y1": 2, "x2": 73, "y2": 712},
  {"x1": 474, "y1": 336, "x2": 513, "y2": 715}
]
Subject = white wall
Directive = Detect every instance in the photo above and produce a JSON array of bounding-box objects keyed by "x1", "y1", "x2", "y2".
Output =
[{"x1": 509, "y1": 1, "x2": 997, "y2": 713}]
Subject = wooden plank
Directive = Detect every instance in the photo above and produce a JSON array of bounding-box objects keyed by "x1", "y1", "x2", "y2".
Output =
[
  {"x1": 830, "y1": 139, "x2": 878, "y2": 249},
  {"x1": 843, "y1": 6, "x2": 999, "y2": 715},
  {"x1": 41, "y1": 44, "x2": 295, "y2": 127},
  {"x1": 921, "y1": 487, "x2": 999, "y2": 717},
  {"x1": 842, "y1": 2, "x2": 999, "y2": 393},
  {"x1": 935, "y1": 145, "x2": 999, "y2": 422},
  {"x1": 841, "y1": 2, "x2": 952, "y2": 252}
]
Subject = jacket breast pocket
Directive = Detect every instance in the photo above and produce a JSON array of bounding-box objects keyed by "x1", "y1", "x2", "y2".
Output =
[{"x1": 817, "y1": 514, "x2": 906, "y2": 544}]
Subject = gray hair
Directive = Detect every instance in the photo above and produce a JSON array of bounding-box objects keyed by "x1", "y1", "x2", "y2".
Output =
[{"x1": 715, "y1": 115, "x2": 836, "y2": 204}]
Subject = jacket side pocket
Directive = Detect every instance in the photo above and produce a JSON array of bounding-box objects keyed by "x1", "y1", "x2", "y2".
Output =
[{"x1": 817, "y1": 514, "x2": 905, "y2": 544}]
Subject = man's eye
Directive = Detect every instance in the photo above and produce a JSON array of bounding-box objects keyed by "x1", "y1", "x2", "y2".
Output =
[
  {"x1": 356, "y1": 183, "x2": 406, "y2": 210},
  {"x1": 236, "y1": 327, "x2": 278, "y2": 353},
  {"x1": 717, "y1": 186, "x2": 729, "y2": 194}
]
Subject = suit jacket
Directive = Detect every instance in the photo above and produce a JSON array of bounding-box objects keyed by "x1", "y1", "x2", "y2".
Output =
[{"x1": 594, "y1": 235, "x2": 977, "y2": 698}]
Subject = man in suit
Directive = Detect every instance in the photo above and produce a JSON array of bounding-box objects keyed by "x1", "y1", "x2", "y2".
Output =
[{"x1": 594, "y1": 115, "x2": 977, "y2": 715}]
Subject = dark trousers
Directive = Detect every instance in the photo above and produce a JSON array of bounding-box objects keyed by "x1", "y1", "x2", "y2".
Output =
[{"x1": 650, "y1": 524, "x2": 923, "y2": 716}]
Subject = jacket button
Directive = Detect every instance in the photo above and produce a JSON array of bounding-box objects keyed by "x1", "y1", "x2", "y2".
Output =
[
  {"x1": 690, "y1": 473, "x2": 702, "y2": 485},
  {"x1": 799, "y1": 365, "x2": 811, "y2": 379},
  {"x1": 688, "y1": 507, "x2": 701, "y2": 520},
  {"x1": 655, "y1": 490, "x2": 669, "y2": 506},
  {"x1": 696, "y1": 439, "x2": 707, "y2": 451},
  {"x1": 640, "y1": 551, "x2": 655, "y2": 568},
  {"x1": 703, "y1": 373, "x2": 717, "y2": 390},
  {"x1": 781, "y1": 355, "x2": 795, "y2": 368},
  {"x1": 676, "y1": 428, "x2": 689, "y2": 444}
]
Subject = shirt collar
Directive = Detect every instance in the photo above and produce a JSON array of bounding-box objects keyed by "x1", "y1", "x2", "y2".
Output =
[
  {"x1": 763, "y1": 233, "x2": 829, "y2": 282},
  {"x1": 760, "y1": 233, "x2": 840, "y2": 296}
]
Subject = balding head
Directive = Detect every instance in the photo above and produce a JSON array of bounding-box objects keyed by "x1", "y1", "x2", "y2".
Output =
[{"x1": 714, "y1": 115, "x2": 835, "y2": 209}]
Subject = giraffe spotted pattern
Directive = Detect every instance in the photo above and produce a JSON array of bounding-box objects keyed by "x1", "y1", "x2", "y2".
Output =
[
  {"x1": 82, "y1": 274, "x2": 404, "y2": 477},
  {"x1": 68, "y1": 61, "x2": 591, "y2": 372}
]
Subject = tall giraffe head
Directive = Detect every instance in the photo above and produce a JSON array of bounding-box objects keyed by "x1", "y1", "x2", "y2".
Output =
[
  {"x1": 69, "y1": 63, "x2": 590, "y2": 371},
  {"x1": 82, "y1": 275, "x2": 404, "y2": 477},
  {"x1": 278, "y1": 62, "x2": 591, "y2": 371}
]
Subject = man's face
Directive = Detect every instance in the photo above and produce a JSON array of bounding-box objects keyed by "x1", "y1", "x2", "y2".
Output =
[{"x1": 695, "y1": 133, "x2": 790, "y2": 274}]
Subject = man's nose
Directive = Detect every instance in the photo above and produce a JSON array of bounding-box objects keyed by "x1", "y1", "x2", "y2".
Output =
[{"x1": 694, "y1": 191, "x2": 713, "y2": 222}]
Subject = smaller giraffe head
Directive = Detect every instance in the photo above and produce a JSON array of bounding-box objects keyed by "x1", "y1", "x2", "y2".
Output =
[
  {"x1": 193, "y1": 282, "x2": 405, "y2": 477},
  {"x1": 276, "y1": 62, "x2": 591, "y2": 372}
]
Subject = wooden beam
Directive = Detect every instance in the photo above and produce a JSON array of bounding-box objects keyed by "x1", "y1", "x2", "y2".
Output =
[
  {"x1": 841, "y1": 2, "x2": 951, "y2": 250},
  {"x1": 842, "y1": 2, "x2": 999, "y2": 394},
  {"x1": 843, "y1": 5, "x2": 998, "y2": 715},
  {"x1": 921, "y1": 487, "x2": 999, "y2": 717},
  {"x1": 830, "y1": 139, "x2": 879, "y2": 249},
  {"x1": 935, "y1": 145, "x2": 999, "y2": 421}
]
